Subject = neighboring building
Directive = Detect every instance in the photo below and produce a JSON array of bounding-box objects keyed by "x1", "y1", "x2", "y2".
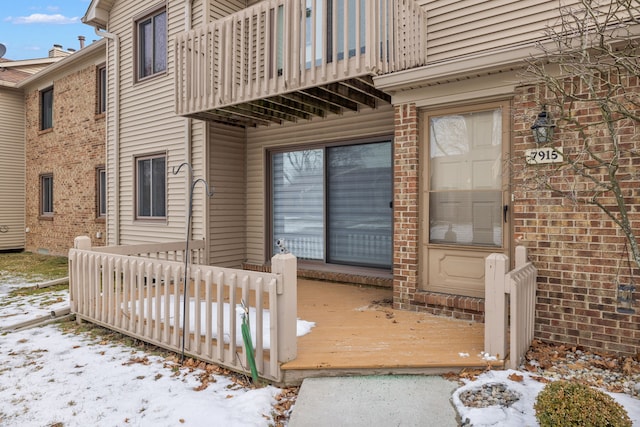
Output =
[
  {"x1": 82, "y1": 0, "x2": 640, "y2": 355},
  {"x1": 0, "y1": 51, "x2": 72, "y2": 251},
  {"x1": 20, "y1": 39, "x2": 107, "y2": 256}
]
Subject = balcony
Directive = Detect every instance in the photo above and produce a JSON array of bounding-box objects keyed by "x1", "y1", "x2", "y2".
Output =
[{"x1": 175, "y1": 0, "x2": 427, "y2": 127}]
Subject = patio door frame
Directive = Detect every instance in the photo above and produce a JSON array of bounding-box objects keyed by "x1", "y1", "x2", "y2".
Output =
[
  {"x1": 267, "y1": 136, "x2": 394, "y2": 269},
  {"x1": 419, "y1": 100, "x2": 512, "y2": 298}
]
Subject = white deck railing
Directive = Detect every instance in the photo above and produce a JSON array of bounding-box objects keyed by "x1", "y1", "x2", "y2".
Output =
[
  {"x1": 485, "y1": 246, "x2": 538, "y2": 369},
  {"x1": 90, "y1": 239, "x2": 207, "y2": 263},
  {"x1": 69, "y1": 236, "x2": 297, "y2": 382},
  {"x1": 175, "y1": 0, "x2": 427, "y2": 117}
]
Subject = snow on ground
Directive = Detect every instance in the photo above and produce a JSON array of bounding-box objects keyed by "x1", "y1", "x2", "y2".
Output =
[
  {"x1": 452, "y1": 369, "x2": 640, "y2": 426},
  {"x1": 0, "y1": 276, "x2": 69, "y2": 329},
  {"x1": 0, "y1": 275, "x2": 296, "y2": 427},
  {"x1": 0, "y1": 324, "x2": 281, "y2": 426}
]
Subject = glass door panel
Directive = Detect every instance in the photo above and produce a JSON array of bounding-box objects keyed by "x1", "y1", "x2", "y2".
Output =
[
  {"x1": 272, "y1": 149, "x2": 324, "y2": 260},
  {"x1": 327, "y1": 142, "x2": 392, "y2": 267},
  {"x1": 429, "y1": 109, "x2": 503, "y2": 248}
]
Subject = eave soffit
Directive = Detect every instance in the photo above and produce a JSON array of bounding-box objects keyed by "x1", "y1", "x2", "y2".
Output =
[{"x1": 82, "y1": 0, "x2": 116, "y2": 29}]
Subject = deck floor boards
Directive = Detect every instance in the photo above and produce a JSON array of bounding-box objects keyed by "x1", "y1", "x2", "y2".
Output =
[{"x1": 282, "y1": 279, "x2": 501, "y2": 376}]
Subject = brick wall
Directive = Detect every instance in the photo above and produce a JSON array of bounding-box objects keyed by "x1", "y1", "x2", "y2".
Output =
[
  {"x1": 393, "y1": 104, "x2": 420, "y2": 310},
  {"x1": 25, "y1": 64, "x2": 105, "y2": 256},
  {"x1": 512, "y1": 79, "x2": 640, "y2": 355}
]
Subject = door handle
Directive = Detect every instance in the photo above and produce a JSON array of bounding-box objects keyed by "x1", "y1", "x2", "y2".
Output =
[{"x1": 503, "y1": 205, "x2": 509, "y2": 223}]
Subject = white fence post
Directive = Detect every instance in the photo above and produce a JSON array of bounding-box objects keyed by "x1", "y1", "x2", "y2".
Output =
[
  {"x1": 515, "y1": 245, "x2": 527, "y2": 269},
  {"x1": 70, "y1": 236, "x2": 91, "y2": 321},
  {"x1": 271, "y1": 252, "x2": 297, "y2": 363},
  {"x1": 74, "y1": 235, "x2": 91, "y2": 250},
  {"x1": 484, "y1": 253, "x2": 509, "y2": 360}
]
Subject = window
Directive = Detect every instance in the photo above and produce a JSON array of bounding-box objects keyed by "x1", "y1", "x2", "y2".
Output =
[
  {"x1": 136, "y1": 154, "x2": 166, "y2": 219},
  {"x1": 273, "y1": 0, "x2": 367, "y2": 72},
  {"x1": 137, "y1": 8, "x2": 167, "y2": 79},
  {"x1": 40, "y1": 87, "x2": 53, "y2": 130},
  {"x1": 97, "y1": 65, "x2": 107, "y2": 114},
  {"x1": 97, "y1": 167, "x2": 106, "y2": 218},
  {"x1": 40, "y1": 173, "x2": 53, "y2": 217},
  {"x1": 271, "y1": 140, "x2": 392, "y2": 268},
  {"x1": 326, "y1": 0, "x2": 366, "y2": 62}
]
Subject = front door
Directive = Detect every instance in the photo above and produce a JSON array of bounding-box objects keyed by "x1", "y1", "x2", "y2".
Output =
[{"x1": 420, "y1": 101, "x2": 510, "y2": 298}]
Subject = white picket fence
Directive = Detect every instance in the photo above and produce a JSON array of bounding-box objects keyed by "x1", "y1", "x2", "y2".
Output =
[
  {"x1": 68, "y1": 236, "x2": 297, "y2": 382},
  {"x1": 485, "y1": 246, "x2": 537, "y2": 369}
]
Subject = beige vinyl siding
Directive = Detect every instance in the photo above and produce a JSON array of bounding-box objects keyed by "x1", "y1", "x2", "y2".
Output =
[
  {"x1": 189, "y1": 119, "x2": 207, "y2": 241},
  {"x1": 107, "y1": 0, "x2": 205, "y2": 245},
  {"x1": 418, "y1": 0, "x2": 581, "y2": 63},
  {"x1": 211, "y1": 0, "x2": 245, "y2": 20},
  {"x1": 208, "y1": 122, "x2": 247, "y2": 267},
  {"x1": 0, "y1": 88, "x2": 25, "y2": 250},
  {"x1": 190, "y1": 0, "x2": 206, "y2": 27},
  {"x1": 245, "y1": 104, "x2": 394, "y2": 264}
]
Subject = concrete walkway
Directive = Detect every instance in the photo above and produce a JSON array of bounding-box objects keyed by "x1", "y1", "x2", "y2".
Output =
[{"x1": 288, "y1": 375, "x2": 460, "y2": 427}]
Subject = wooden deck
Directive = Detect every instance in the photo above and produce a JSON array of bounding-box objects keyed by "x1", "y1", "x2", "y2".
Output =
[{"x1": 282, "y1": 279, "x2": 503, "y2": 384}]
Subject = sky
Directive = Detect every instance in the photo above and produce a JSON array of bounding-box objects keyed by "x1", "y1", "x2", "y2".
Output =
[
  {"x1": 2, "y1": 273, "x2": 639, "y2": 426},
  {"x1": 0, "y1": 0, "x2": 97, "y2": 61}
]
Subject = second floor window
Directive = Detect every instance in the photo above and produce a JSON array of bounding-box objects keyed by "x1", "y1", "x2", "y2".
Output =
[
  {"x1": 41, "y1": 87, "x2": 53, "y2": 130},
  {"x1": 137, "y1": 8, "x2": 167, "y2": 80},
  {"x1": 136, "y1": 154, "x2": 166, "y2": 219},
  {"x1": 97, "y1": 65, "x2": 107, "y2": 114}
]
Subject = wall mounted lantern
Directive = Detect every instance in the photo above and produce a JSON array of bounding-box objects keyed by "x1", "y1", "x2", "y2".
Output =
[{"x1": 530, "y1": 106, "x2": 556, "y2": 144}]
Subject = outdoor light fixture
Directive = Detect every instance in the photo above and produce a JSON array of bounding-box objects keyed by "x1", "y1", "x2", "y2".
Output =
[{"x1": 530, "y1": 106, "x2": 556, "y2": 144}]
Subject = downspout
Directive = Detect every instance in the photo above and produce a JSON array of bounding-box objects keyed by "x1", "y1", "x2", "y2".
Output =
[
  {"x1": 184, "y1": 0, "x2": 195, "y2": 183},
  {"x1": 184, "y1": 0, "x2": 210, "y2": 263},
  {"x1": 95, "y1": 27, "x2": 121, "y2": 245}
]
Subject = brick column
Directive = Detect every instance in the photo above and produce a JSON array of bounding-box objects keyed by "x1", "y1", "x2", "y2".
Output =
[{"x1": 393, "y1": 103, "x2": 419, "y2": 310}]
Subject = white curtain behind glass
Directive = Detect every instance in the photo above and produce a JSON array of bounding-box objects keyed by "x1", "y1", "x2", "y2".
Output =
[
  {"x1": 429, "y1": 110, "x2": 502, "y2": 247},
  {"x1": 272, "y1": 150, "x2": 324, "y2": 259}
]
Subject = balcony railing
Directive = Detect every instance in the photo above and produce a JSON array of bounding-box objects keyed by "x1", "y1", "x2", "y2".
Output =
[{"x1": 175, "y1": 0, "x2": 427, "y2": 126}]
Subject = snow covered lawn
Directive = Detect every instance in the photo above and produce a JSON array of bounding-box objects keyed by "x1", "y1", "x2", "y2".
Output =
[
  {"x1": 0, "y1": 274, "x2": 294, "y2": 427},
  {"x1": 0, "y1": 323, "x2": 285, "y2": 426}
]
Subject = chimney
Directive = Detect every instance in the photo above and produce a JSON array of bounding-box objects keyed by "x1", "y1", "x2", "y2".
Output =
[
  {"x1": 49, "y1": 44, "x2": 64, "y2": 57},
  {"x1": 78, "y1": 36, "x2": 86, "y2": 49}
]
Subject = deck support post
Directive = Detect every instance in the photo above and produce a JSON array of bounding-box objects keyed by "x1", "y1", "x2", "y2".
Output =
[
  {"x1": 484, "y1": 253, "x2": 509, "y2": 360},
  {"x1": 271, "y1": 253, "x2": 297, "y2": 363}
]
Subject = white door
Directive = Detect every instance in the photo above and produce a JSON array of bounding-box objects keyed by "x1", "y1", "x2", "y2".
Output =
[{"x1": 420, "y1": 101, "x2": 510, "y2": 298}]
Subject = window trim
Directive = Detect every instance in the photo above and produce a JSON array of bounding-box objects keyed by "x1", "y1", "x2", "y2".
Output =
[
  {"x1": 134, "y1": 152, "x2": 167, "y2": 221},
  {"x1": 96, "y1": 166, "x2": 107, "y2": 221},
  {"x1": 40, "y1": 86, "x2": 54, "y2": 131},
  {"x1": 40, "y1": 173, "x2": 54, "y2": 219},
  {"x1": 134, "y1": 4, "x2": 168, "y2": 82},
  {"x1": 96, "y1": 64, "x2": 107, "y2": 115}
]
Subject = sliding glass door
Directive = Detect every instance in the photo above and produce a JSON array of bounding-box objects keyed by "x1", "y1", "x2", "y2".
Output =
[{"x1": 272, "y1": 141, "x2": 392, "y2": 268}]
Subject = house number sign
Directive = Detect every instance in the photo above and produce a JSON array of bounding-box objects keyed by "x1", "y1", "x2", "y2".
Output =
[{"x1": 525, "y1": 147, "x2": 564, "y2": 164}]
